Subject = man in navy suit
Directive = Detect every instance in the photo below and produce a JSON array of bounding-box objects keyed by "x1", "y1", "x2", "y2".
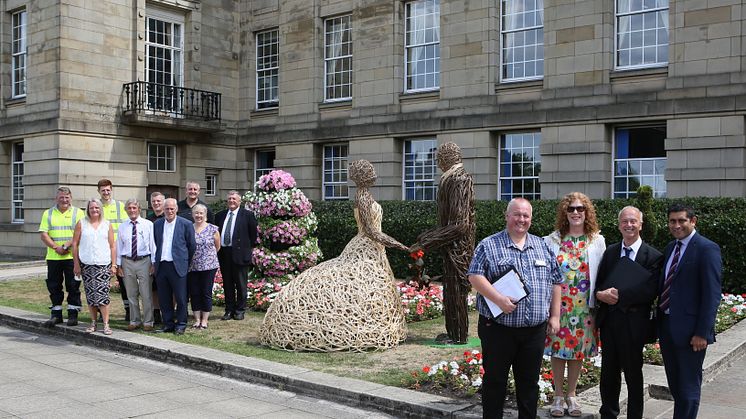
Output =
[
  {"x1": 215, "y1": 190, "x2": 258, "y2": 321},
  {"x1": 596, "y1": 206, "x2": 663, "y2": 419},
  {"x1": 658, "y1": 203, "x2": 722, "y2": 419},
  {"x1": 153, "y1": 198, "x2": 196, "y2": 334}
]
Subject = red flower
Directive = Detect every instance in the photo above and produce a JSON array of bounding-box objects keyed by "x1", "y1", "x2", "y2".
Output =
[
  {"x1": 575, "y1": 352, "x2": 585, "y2": 360},
  {"x1": 569, "y1": 287, "x2": 579, "y2": 296},
  {"x1": 579, "y1": 262, "x2": 589, "y2": 272},
  {"x1": 410, "y1": 249, "x2": 425, "y2": 259},
  {"x1": 575, "y1": 329, "x2": 584, "y2": 338},
  {"x1": 422, "y1": 365, "x2": 431, "y2": 374},
  {"x1": 565, "y1": 336, "x2": 579, "y2": 349},
  {"x1": 552, "y1": 341, "x2": 560, "y2": 351}
]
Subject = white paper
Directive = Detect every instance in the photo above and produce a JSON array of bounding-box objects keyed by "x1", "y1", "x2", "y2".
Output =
[{"x1": 485, "y1": 269, "x2": 528, "y2": 317}]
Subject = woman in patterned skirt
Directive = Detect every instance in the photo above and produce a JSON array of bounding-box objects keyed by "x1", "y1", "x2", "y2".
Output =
[
  {"x1": 72, "y1": 198, "x2": 116, "y2": 335},
  {"x1": 188, "y1": 204, "x2": 220, "y2": 329},
  {"x1": 544, "y1": 192, "x2": 606, "y2": 417}
]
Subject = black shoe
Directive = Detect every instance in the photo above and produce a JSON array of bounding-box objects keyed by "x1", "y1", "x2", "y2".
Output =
[
  {"x1": 66, "y1": 309, "x2": 79, "y2": 327},
  {"x1": 124, "y1": 306, "x2": 131, "y2": 322},
  {"x1": 233, "y1": 312, "x2": 245, "y2": 320},
  {"x1": 174, "y1": 328, "x2": 185, "y2": 335},
  {"x1": 158, "y1": 327, "x2": 175, "y2": 333},
  {"x1": 44, "y1": 310, "x2": 63, "y2": 328},
  {"x1": 221, "y1": 312, "x2": 232, "y2": 321}
]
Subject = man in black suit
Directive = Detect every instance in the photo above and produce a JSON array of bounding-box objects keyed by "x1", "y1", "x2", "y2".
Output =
[
  {"x1": 215, "y1": 190, "x2": 258, "y2": 321},
  {"x1": 595, "y1": 206, "x2": 663, "y2": 419},
  {"x1": 658, "y1": 203, "x2": 721, "y2": 419}
]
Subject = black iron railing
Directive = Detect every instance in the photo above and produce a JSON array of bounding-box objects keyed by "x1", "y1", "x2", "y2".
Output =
[{"x1": 123, "y1": 81, "x2": 221, "y2": 121}]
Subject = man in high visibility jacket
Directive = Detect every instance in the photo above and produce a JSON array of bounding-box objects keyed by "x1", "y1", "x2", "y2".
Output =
[
  {"x1": 39, "y1": 187, "x2": 84, "y2": 327},
  {"x1": 98, "y1": 179, "x2": 131, "y2": 321}
]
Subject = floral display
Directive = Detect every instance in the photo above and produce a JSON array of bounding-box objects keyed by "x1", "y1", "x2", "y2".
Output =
[
  {"x1": 242, "y1": 170, "x2": 321, "y2": 310},
  {"x1": 397, "y1": 281, "x2": 444, "y2": 322},
  {"x1": 409, "y1": 294, "x2": 746, "y2": 403},
  {"x1": 410, "y1": 350, "x2": 601, "y2": 404}
]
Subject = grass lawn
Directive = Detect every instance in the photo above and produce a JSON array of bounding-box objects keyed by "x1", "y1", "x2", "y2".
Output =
[{"x1": 0, "y1": 277, "x2": 480, "y2": 388}]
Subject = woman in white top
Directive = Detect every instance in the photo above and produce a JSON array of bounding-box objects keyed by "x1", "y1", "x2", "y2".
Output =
[
  {"x1": 543, "y1": 192, "x2": 606, "y2": 417},
  {"x1": 73, "y1": 198, "x2": 116, "y2": 335}
]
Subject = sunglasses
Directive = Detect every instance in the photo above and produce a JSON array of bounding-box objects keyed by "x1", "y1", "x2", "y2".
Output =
[{"x1": 567, "y1": 206, "x2": 586, "y2": 213}]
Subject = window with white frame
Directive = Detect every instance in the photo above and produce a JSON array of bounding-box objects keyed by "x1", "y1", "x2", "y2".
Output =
[
  {"x1": 499, "y1": 132, "x2": 541, "y2": 201},
  {"x1": 614, "y1": 126, "x2": 667, "y2": 198},
  {"x1": 256, "y1": 29, "x2": 279, "y2": 109},
  {"x1": 11, "y1": 9, "x2": 27, "y2": 98},
  {"x1": 145, "y1": 8, "x2": 184, "y2": 111},
  {"x1": 616, "y1": 0, "x2": 668, "y2": 69},
  {"x1": 255, "y1": 149, "x2": 276, "y2": 184},
  {"x1": 405, "y1": 0, "x2": 440, "y2": 92},
  {"x1": 324, "y1": 15, "x2": 352, "y2": 102},
  {"x1": 148, "y1": 143, "x2": 176, "y2": 172},
  {"x1": 12, "y1": 142, "x2": 24, "y2": 223},
  {"x1": 205, "y1": 173, "x2": 217, "y2": 196},
  {"x1": 501, "y1": 0, "x2": 544, "y2": 82},
  {"x1": 403, "y1": 139, "x2": 437, "y2": 201},
  {"x1": 323, "y1": 144, "x2": 349, "y2": 200}
]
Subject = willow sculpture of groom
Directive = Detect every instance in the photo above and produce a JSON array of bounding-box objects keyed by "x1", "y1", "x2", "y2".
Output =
[{"x1": 411, "y1": 142, "x2": 475, "y2": 344}]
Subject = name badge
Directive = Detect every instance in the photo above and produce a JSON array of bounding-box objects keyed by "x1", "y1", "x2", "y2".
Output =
[{"x1": 534, "y1": 259, "x2": 547, "y2": 267}]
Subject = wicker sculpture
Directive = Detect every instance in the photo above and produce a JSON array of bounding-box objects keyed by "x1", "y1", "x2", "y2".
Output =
[
  {"x1": 259, "y1": 160, "x2": 408, "y2": 352},
  {"x1": 412, "y1": 142, "x2": 475, "y2": 344}
]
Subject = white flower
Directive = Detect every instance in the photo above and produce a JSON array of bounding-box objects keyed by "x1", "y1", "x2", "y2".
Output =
[
  {"x1": 450, "y1": 361, "x2": 460, "y2": 370},
  {"x1": 460, "y1": 374, "x2": 470, "y2": 382},
  {"x1": 471, "y1": 377, "x2": 482, "y2": 387}
]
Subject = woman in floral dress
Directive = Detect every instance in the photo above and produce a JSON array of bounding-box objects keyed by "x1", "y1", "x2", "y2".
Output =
[
  {"x1": 188, "y1": 204, "x2": 220, "y2": 329},
  {"x1": 544, "y1": 192, "x2": 606, "y2": 417}
]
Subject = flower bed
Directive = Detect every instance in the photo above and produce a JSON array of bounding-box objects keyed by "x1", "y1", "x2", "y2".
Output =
[
  {"x1": 410, "y1": 293, "x2": 745, "y2": 402},
  {"x1": 397, "y1": 281, "x2": 444, "y2": 322}
]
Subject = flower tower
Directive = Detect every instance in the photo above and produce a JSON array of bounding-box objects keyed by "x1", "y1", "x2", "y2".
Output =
[{"x1": 243, "y1": 170, "x2": 322, "y2": 310}]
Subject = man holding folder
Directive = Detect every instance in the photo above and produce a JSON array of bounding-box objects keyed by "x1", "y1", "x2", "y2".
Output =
[
  {"x1": 468, "y1": 198, "x2": 562, "y2": 419},
  {"x1": 595, "y1": 206, "x2": 663, "y2": 419}
]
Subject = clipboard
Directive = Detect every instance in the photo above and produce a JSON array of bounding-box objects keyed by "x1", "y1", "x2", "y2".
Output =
[{"x1": 485, "y1": 266, "x2": 530, "y2": 317}]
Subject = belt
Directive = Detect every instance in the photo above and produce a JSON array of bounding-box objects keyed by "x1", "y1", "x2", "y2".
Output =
[{"x1": 123, "y1": 254, "x2": 150, "y2": 261}]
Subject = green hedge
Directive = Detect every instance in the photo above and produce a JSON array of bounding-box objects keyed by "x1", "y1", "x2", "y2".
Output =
[{"x1": 311, "y1": 198, "x2": 746, "y2": 293}]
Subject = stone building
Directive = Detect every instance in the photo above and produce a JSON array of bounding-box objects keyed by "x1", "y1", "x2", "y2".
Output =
[{"x1": 1, "y1": 0, "x2": 745, "y2": 257}]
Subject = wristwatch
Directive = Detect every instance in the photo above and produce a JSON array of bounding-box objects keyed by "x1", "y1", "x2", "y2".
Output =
[{"x1": 61, "y1": 244, "x2": 69, "y2": 251}]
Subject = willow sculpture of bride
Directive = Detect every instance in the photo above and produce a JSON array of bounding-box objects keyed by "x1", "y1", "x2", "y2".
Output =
[{"x1": 259, "y1": 159, "x2": 408, "y2": 351}]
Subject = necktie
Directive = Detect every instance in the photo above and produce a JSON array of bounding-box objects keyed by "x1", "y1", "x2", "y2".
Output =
[
  {"x1": 131, "y1": 220, "x2": 138, "y2": 258},
  {"x1": 224, "y1": 211, "x2": 234, "y2": 246},
  {"x1": 623, "y1": 247, "x2": 632, "y2": 258},
  {"x1": 659, "y1": 241, "x2": 682, "y2": 311}
]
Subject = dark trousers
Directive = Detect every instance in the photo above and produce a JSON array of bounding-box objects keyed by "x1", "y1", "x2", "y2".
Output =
[
  {"x1": 478, "y1": 316, "x2": 546, "y2": 419},
  {"x1": 659, "y1": 313, "x2": 706, "y2": 419},
  {"x1": 599, "y1": 309, "x2": 647, "y2": 419},
  {"x1": 217, "y1": 248, "x2": 248, "y2": 314},
  {"x1": 117, "y1": 274, "x2": 129, "y2": 307},
  {"x1": 46, "y1": 260, "x2": 80, "y2": 308},
  {"x1": 188, "y1": 268, "x2": 217, "y2": 312},
  {"x1": 155, "y1": 262, "x2": 188, "y2": 330}
]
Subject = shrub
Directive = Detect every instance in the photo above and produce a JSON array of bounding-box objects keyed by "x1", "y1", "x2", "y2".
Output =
[{"x1": 312, "y1": 197, "x2": 746, "y2": 292}]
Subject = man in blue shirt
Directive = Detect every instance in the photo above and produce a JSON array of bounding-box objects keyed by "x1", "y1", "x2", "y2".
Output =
[{"x1": 468, "y1": 198, "x2": 563, "y2": 419}]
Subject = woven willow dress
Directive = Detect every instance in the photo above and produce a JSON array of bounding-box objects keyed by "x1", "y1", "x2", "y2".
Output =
[{"x1": 259, "y1": 202, "x2": 407, "y2": 352}]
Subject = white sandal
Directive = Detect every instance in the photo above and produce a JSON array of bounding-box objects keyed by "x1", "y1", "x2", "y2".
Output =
[
  {"x1": 566, "y1": 395, "x2": 582, "y2": 417},
  {"x1": 550, "y1": 395, "x2": 567, "y2": 417}
]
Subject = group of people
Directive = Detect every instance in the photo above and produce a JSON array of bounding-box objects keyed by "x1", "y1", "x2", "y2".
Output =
[
  {"x1": 469, "y1": 194, "x2": 722, "y2": 419},
  {"x1": 38, "y1": 180, "x2": 258, "y2": 336}
]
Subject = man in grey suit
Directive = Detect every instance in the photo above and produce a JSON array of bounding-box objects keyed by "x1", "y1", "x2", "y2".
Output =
[{"x1": 153, "y1": 198, "x2": 196, "y2": 334}]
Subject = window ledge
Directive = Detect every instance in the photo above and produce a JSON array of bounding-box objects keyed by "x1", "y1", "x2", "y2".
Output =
[
  {"x1": 250, "y1": 108, "x2": 279, "y2": 118},
  {"x1": 4, "y1": 97, "x2": 26, "y2": 107},
  {"x1": 610, "y1": 66, "x2": 668, "y2": 82},
  {"x1": 0, "y1": 223, "x2": 24, "y2": 231},
  {"x1": 319, "y1": 100, "x2": 352, "y2": 111},
  {"x1": 399, "y1": 90, "x2": 440, "y2": 103},
  {"x1": 495, "y1": 79, "x2": 543, "y2": 93}
]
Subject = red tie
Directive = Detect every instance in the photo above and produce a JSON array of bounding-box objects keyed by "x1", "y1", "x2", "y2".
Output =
[{"x1": 659, "y1": 241, "x2": 681, "y2": 312}]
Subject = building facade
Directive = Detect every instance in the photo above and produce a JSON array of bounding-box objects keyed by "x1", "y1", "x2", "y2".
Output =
[{"x1": 1, "y1": 0, "x2": 745, "y2": 257}]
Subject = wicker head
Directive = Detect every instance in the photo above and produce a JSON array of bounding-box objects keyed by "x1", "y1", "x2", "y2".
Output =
[
  {"x1": 437, "y1": 142, "x2": 462, "y2": 171},
  {"x1": 349, "y1": 159, "x2": 377, "y2": 188}
]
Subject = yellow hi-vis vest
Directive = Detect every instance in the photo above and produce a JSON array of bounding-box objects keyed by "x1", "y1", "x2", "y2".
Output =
[
  {"x1": 38, "y1": 206, "x2": 83, "y2": 260},
  {"x1": 102, "y1": 200, "x2": 126, "y2": 241}
]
